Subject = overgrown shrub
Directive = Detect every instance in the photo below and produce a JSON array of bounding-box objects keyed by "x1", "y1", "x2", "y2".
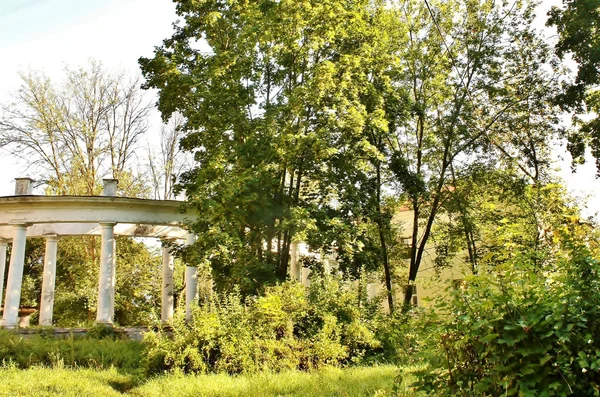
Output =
[
  {"x1": 143, "y1": 277, "x2": 386, "y2": 375},
  {"x1": 376, "y1": 309, "x2": 440, "y2": 366},
  {"x1": 412, "y1": 233, "x2": 600, "y2": 396}
]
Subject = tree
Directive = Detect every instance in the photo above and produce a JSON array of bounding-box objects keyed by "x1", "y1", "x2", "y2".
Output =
[
  {"x1": 0, "y1": 60, "x2": 151, "y2": 196},
  {"x1": 430, "y1": 167, "x2": 570, "y2": 278},
  {"x1": 147, "y1": 112, "x2": 192, "y2": 200},
  {"x1": 387, "y1": 0, "x2": 561, "y2": 307},
  {"x1": 140, "y1": 0, "x2": 408, "y2": 297},
  {"x1": 548, "y1": 0, "x2": 600, "y2": 173},
  {"x1": 411, "y1": 187, "x2": 600, "y2": 396},
  {"x1": 139, "y1": 0, "x2": 561, "y2": 312}
]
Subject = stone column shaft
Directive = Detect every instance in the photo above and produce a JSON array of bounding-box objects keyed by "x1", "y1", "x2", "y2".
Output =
[
  {"x1": 301, "y1": 266, "x2": 311, "y2": 287},
  {"x1": 39, "y1": 235, "x2": 59, "y2": 326},
  {"x1": 161, "y1": 246, "x2": 174, "y2": 324},
  {"x1": 185, "y1": 266, "x2": 198, "y2": 321},
  {"x1": 96, "y1": 223, "x2": 116, "y2": 325},
  {"x1": 323, "y1": 253, "x2": 330, "y2": 275},
  {"x1": 2, "y1": 224, "x2": 28, "y2": 328},
  {"x1": 0, "y1": 240, "x2": 8, "y2": 309},
  {"x1": 109, "y1": 238, "x2": 116, "y2": 319},
  {"x1": 289, "y1": 242, "x2": 301, "y2": 282},
  {"x1": 185, "y1": 233, "x2": 197, "y2": 321}
]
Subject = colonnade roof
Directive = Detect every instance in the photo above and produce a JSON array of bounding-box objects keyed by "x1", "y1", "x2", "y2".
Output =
[{"x1": 0, "y1": 195, "x2": 194, "y2": 239}]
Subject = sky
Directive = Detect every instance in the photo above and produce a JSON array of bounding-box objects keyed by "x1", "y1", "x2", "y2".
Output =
[
  {"x1": 0, "y1": 0, "x2": 176, "y2": 194},
  {"x1": 0, "y1": 0, "x2": 598, "y2": 218}
]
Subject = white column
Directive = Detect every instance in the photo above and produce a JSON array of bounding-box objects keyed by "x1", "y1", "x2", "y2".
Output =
[
  {"x1": 39, "y1": 235, "x2": 59, "y2": 326},
  {"x1": 289, "y1": 242, "x2": 301, "y2": 281},
  {"x1": 109, "y1": 237, "x2": 116, "y2": 320},
  {"x1": 96, "y1": 223, "x2": 116, "y2": 325},
  {"x1": 301, "y1": 266, "x2": 311, "y2": 287},
  {"x1": 323, "y1": 251, "x2": 330, "y2": 275},
  {"x1": 185, "y1": 266, "x2": 198, "y2": 321},
  {"x1": 2, "y1": 224, "x2": 28, "y2": 328},
  {"x1": 367, "y1": 283, "x2": 378, "y2": 300},
  {"x1": 185, "y1": 233, "x2": 197, "y2": 321},
  {"x1": 0, "y1": 239, "x2": 8, "y2": 309},
  {"x1": 161, "y1": 245, "x2": 174, "y2": 324}
]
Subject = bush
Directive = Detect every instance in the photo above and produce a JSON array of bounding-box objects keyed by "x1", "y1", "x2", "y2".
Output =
[
  {"x1": 143, "y1": 277, "x2": 386, "y2": 375},
  {"x1": 375, "y1": 309, "x2": 440, "y2": 366},
  {"x1": 412, "y1": 234, "x2": 600, "y2": 396}
]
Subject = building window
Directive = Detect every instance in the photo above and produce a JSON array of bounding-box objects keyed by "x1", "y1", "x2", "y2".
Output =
[{"x1": 412, "y1": 296, "x2": 418, "y2": 307}]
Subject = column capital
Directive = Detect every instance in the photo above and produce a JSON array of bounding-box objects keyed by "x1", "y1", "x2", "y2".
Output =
[
  {"x1": 99, "y1": 222, "x2": 117, "y2": 228},
  {"x1": 43, "y1": 234, "x2": 60, "y2": 242},
  {"x1": 8, "y1": 222, "x2": 29, "y2": 229}
]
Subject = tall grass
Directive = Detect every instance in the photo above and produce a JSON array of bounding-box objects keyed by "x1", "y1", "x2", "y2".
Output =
[
  {"x1": 0, "y1": 366, "x2": 127, "y2": 397},
  {"x1": 0, "y1": 329, "x2": 144, "y2": 372},
  {"x1": 0, "y1": 366, "x2": 400, "y2": 397},
  {"x1": 132, "y1": 365, "x2": 398, "y2": 397}
]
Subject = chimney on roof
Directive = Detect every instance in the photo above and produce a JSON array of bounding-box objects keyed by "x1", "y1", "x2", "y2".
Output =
[
  {"x1": 14, "y1": 178, "x2": 34, "y2": 195},
  {"x1": 102, "y1": 179, "x2": 118, "y2": 197}
]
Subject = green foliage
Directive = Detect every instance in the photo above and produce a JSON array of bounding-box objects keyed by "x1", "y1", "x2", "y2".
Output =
[
  {"x1": 86, "y1": 324, "x2": 120, "y2": 340},
  {"x1": 139, "y1": 0, "x2": 563, "y2": 309},
  {"x1": 411, "y1": 223, "x2": 600, "y2": 396},
  {"x1": 113, "y1": 238, "x2": 162, "y2": 326},
  {"x1": 140, "y1": 0, "x2": 409, "y2": 294},
  {"x1": 549, "y1": 0, "x2": 600, "y2": 95},
  {"x1": 143, "y1": 279, "x2": 386, "y2": 375},
  {"x1": 17, "y1": 236, "x2": 161, "y2": 327},
  {"x1": 432, "y1": 174, "x2": 576, "y2": 275},
  {"x1": 375, "y1": 310, "x2": 441, "y2": 369},
  {"x1": 0, "y1": 330, "x2": 144, "y2": 372},
  {"x1": 548, "y1": 0, "x2": 600, "y2": 172},
  {"x1": 392, "y1": 0, "x2": 561, "y2": 306}
]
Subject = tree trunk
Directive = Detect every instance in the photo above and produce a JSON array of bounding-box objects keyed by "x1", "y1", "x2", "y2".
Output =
[{"x1": 375, "y1": 163, "x2": 394, "y2": 313}]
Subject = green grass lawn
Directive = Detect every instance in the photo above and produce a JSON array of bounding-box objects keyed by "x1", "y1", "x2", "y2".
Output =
[{"x1": 0, "y1": 365, "x2": 403, "y2": 397}]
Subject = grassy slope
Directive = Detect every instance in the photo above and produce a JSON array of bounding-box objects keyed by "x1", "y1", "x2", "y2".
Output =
[{"x1": 0, "y1": 366, "x2": 400, "y2": 397}]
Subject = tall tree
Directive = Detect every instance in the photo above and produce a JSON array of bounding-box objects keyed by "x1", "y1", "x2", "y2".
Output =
[
  {"x1": 548, "y1": 0, "x2": 600, "y2": 172},
  {"x1": 0, "y1": 60, "x2": 151, "y2": 196},
  {"x1": 140, "y1": 0, "x2": 406, "y2": 295},
  {"x1": 388, "y1": 0, "x2": 560, "y2": 307},
  {"x1": 139, "y1": 0, "x2": 561, "y2": 310}
]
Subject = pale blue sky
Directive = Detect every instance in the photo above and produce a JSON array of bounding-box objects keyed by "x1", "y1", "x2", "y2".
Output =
[
  {"x1": 0, "y1": 0, "x2": 120, "y2": 48},
  {"x1": 0, "y1": 0, "x2": 175, "y2": 87}
]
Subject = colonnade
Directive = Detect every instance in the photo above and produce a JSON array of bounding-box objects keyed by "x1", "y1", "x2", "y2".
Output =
[{"x1": 0, "y1": 223, "x2": 198, "y2": 328}]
